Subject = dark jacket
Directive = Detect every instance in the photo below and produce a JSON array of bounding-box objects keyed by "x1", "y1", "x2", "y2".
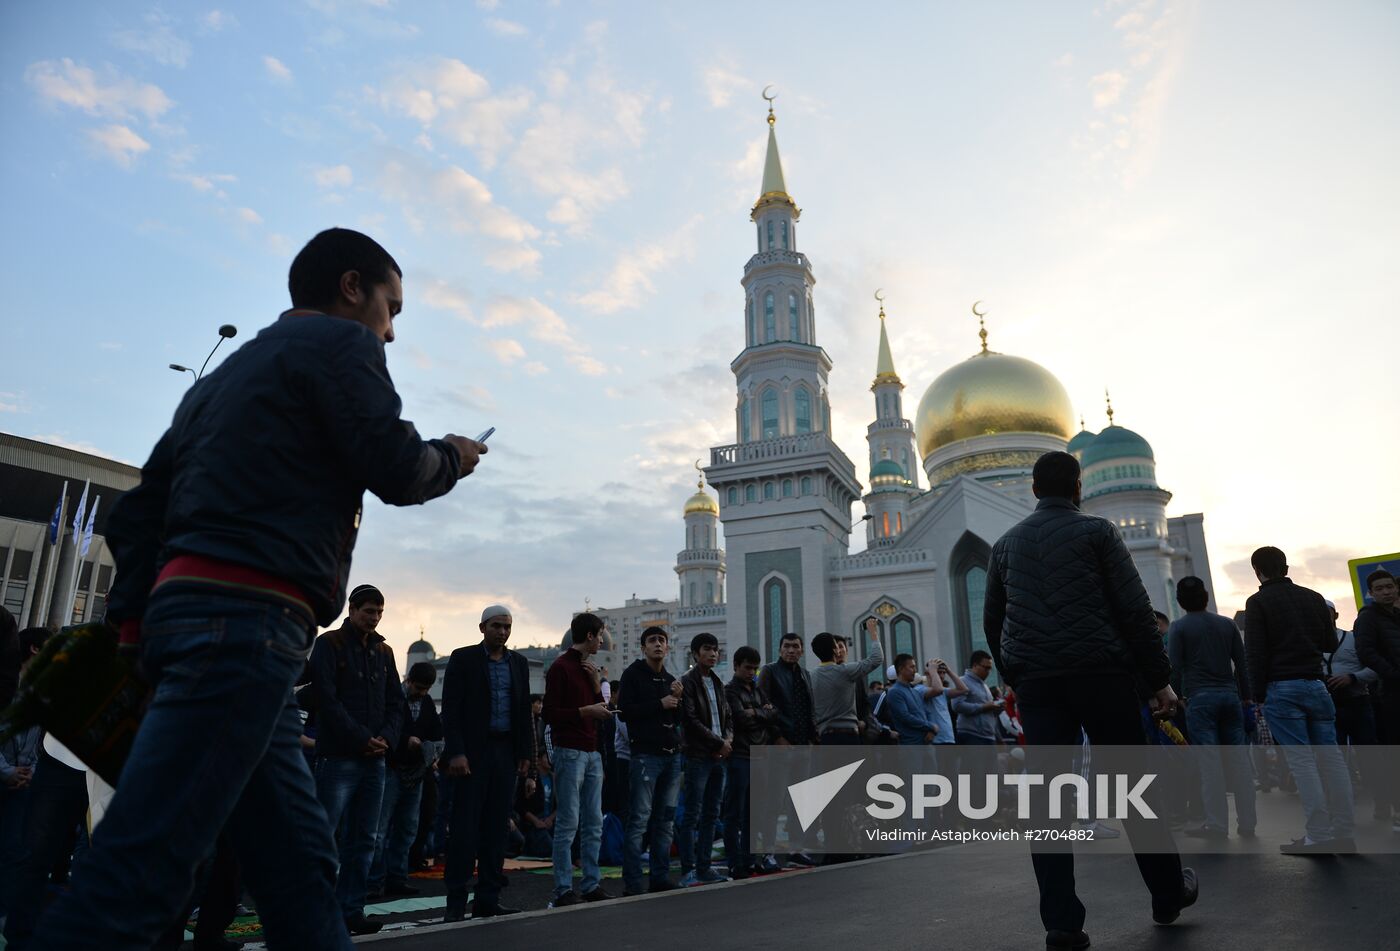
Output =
[
  {"x1": 680, "y1": 666, "x2": 733, "y2": 757},
  {"x1": 725, "y1": 677, "x2": 778, "y2": 758},
  {"x1": 390, "y1": 691, "x2": 444, "y2": 770},
  {"x1": 441, "y1": 644, "x2": 533, "y2": 765},
  {"x1": 309, "y1": 621, "x2": 403, "y2": 758},
  {"x1": 984, "y1": 497, "x2": 1170, "y2": 691},
  {"x1": 1243, "y1": 577, "x2": 1335, "y2": 703},
  {"x1": 1354, "y1": 602, "x2": 1400, "y2": 687},
  {"x1": 757, "y1": 660, "x2": 815, "y2": 744},
  {"x1": 618, "y1": 659, "x2": 681, "y2": 755},
  {"x1": 104, "y1": 312, "x2": 461, "y2": 629},
  {"x1": 543, "y1": 648, "x2": 603, "y2": 752}
]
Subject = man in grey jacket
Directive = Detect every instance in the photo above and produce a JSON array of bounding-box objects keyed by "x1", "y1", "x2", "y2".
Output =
[
  {"x1": 984, "y1": 451, "x2": 1195, "y2": 950},
  {"x1": 810, "y1": 618, "x2": 884, "y2": 744}
]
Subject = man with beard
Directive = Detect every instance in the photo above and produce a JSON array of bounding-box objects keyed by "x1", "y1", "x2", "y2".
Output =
[{"x1": 440, "y1": 605, "x2": 533, "y2": 921}]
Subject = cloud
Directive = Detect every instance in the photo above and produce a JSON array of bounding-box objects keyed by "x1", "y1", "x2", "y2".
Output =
[
  {"x1": 421, "y1": 279, "x2": 474, "y2": 320},
  {"x1": 487, "y1": 338, "x2": 527, "y2": 364},
  {"x1": 476, "y1": 0, "x2": 500, "y2": 9},
  {"x1": 485, "y1": 18, "x2": 527, "y2": 37},
  {"x1": 567, "y1": 354, "x2": 608, "y2": 376},
  {"x1": 112, "y1": 13, "x2": 192, "y2": 67},
  {"x1": 87, "y1": 124, "x2": 151, "y2": 167},
  {"x1": 523, "y1": 361, "x2": 549, "y2": 376},
  {"x1": 27, "y1": 433, "x2": 133, "y2": 464},
  {"x1": 1089, "y1": 70, "x2": 1128, "y2": 109},
  {"x1": 0, "y1": 392, "x2": 25, "y2": 413},
  {"x1": 313, "y1": 164, "x2": 354, "y2": 188},
  {"x1": 575, "y1": 215, "x2": 702, "y2": 314},
  {"x1": 484, "y1": 245, "x2": 542, "y2": 272},
  {"x1": 702, "y1": 62, "x2": 748, "y2": 108},
  {"x1": 26, "y1": 59, "x2": 174, "y2": 120},
  {"x1": 263, "y1": 56, "x2": 294, "y2": 83},
  {"x1": 236, "y1": 207, "x2": 263, "y2": 224},
  {"x1": 372, "y1": 58, "x2": 527, "y2": 168},
  {"x1": 201, "y1": 10, "x2": 236, "y2": 33},
  {"x1": 174, "y1": 171, "x2": 236, "y2": 194},
  {"x1": 481, "y1": 295, "x2": 577, "y2": 348}
]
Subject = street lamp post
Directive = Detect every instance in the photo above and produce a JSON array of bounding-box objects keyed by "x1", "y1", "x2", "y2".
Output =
[{"x1": 169, "y1": 324, "x2": 238, "y2": 383}]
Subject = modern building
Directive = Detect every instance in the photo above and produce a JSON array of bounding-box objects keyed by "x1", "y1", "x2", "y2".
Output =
[
  {"x1": 0, "y1": 432, "x2": 139, "y2": 630},
  {"x1": 672, "y1": 103, "x2": 1216, "y2": 680}
]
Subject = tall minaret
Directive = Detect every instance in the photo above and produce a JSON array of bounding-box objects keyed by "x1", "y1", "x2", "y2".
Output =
[
  {"x1": 676, "y1": 465, "x2": 725, "y2": 609},
  {"x1": 866, "y1": 293, "x2": 919, "y2": 486},
  {"x1": 704, "y1": 90, "x2": 862, "y2": 662}
]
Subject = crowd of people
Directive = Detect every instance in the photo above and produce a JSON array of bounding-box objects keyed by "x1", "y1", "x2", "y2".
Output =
[{"x1": 0, "y1": 229, "x2": 1393, "y2": 950}]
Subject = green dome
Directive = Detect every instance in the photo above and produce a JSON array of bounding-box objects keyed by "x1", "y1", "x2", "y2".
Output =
[
  {"x1": 1066, "y1": 429, "x2": 1097, "y2": 458},
  {"x1": 871, "y1": 458, "x2": 904, "y2": 478},
  {"x1": 869, "y1": 457, "x2": 911, "y2": 493},
  {"x1": 1081, "y1": 425, "x2": 1154, "y2": 467}
]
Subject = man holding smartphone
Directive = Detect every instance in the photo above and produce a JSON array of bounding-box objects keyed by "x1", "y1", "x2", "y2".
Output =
[{"x1": 37, "y1": 228, "x2": 488, "y2": 950}]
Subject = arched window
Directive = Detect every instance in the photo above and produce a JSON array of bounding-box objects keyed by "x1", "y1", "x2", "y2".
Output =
[
  {"x1": 794, "y1": 388, "x2": 811, "y2": 434},
  {"x1": 896, "y1": 512, "x2": 903, "y2": 533},
  {"x1": 788, "y1": 292, "x2": 800, "y2": 340},
  {"x1": 882, "y1": 512, "x2": 891, "y2": 537},
  {"x1": 766, "y1": 220, "x2": 774, "y2": 250},
  {"x1": 893, "y1": 615, "x2": 916, "y2": 660},
  {"x1": 951, "y1": 533, "x2": 995, "y2": 681},
  {"x1": 727, "y1": 487, "x2": 737, "y2": 505},
  {"x1": 763, "y1": 482, "x2": 775, "y2": 500},
  {"x1": 781, "y1": 220, "x2": 789, "y2": 249},
  {"x1": 689, "y1": 525, "x2": 696, "y2": 549},
  {"x1": 800, "y1": 476, "x2": 812, "y2": 495},
  {"x1": 746, "y1": 297, "x2": 755, "y2": 345},
  {"x1": 764, "y1": 577, "x2": 789, "y2": 661},
  {"x1": 782, "y1": 479, "x2": 793, "y2": 498},
  {"x1": 761, "y1": 388, "x2": 779, "y2": 439},
  {"x1": 756, "y1": 224, "x2": 762, "y2": 253},
  {"x1": 739, "y1": 397, "x2": 751, "y2": 442},
  {"x1": 706, "y1": 581, "x2": 715, "y2": 603},
  {"x1": 764, "y1": 293, "x2": 776, "y2": 342},
  {"x1": 745, "y1": 484, "x2": 756, "y2": 502}
]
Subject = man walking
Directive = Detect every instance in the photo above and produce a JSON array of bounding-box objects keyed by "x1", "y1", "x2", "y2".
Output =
[
  {"x1": 1167, "y1": 576, "x2": 1256, "y2": 840},
  {"x1": 369, "y1": 662, "x2": 443, "y2": 900},
  {"x1": 984, "y1": 451, "x2": 1195, "y2": 949},
  {"x1": 310, "y1": 583, "x2": 405, "y2": 934},
  {"x1": 439, "y1": 605, "x2": 532, "y2": 921},
  {"x1": 676, "y1": 633, "x2": 733, "y2": 885},
  {"x1": 1245, "y1": 546, "x2": 1355, "y2": 853},
  {"x1": 1355, "y1": 569, "x2": 1400, "y2": 832},
  {"x1": 35, "y1": 228, "x2": 484, "y2": 950},
  {"x1": 544, "y1": 612, "x2": 614, "y2": 907},
  {"x1": 618, "y1": 626, "x2": 684, "y2": 895}
]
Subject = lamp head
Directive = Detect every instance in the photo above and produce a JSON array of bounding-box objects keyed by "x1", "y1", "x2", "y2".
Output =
[{"x1": 218, "y1": 324, "x2": 238, "y2": 338}]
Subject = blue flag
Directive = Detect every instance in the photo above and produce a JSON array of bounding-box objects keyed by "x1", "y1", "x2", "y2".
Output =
[{"x1": 48, "y1": 481, "x2": 67, "y2": 545}]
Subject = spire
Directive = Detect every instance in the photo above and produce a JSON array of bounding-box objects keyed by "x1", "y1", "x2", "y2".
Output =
[
  {"x1": 873, "y1": 290, "x2": 899, "y2": 384},
  {"x1": 1104, "y1": 388, "x2": 1116, "y2": 427},
  {"x1": 753, "y1": 86, "x2": 794, "y2": 215}
]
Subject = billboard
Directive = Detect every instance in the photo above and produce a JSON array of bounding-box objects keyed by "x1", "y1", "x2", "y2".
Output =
[{"x1": 1348, "y1": 551, "x2": 1400, "y2": 609}]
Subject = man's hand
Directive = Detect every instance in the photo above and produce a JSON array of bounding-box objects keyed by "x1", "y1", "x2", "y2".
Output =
[
  {"x1": 543, "y1": 813, "x2": 556, "y2": 830},
  {"x1": 924, "y1": 731, "x2": 936, "y2": 743},
  {"x1": 446, "y1": 754, "x2": 471, "y2": 777},
  {"x1": 660, "y1": 694, "x2": 680, "y2": 710},
  {"x1": 582, "y1": 661, "x2": 603, "y2": 688},
  {"x1": 1148, "y1": 685, "x2": 1180, "y2": 720},
  {"x1": 407, "y1": 735, "x2": 423, "y2": 752},
  {"x1": 443, "y1": 435, "x2": 487, "y2": 478},
  {"x1": 579, "y1": 702, "x2": 611, "y2": 720},
  {"x1": 670, "y1": 680, "x2": 684, "y2": 697},
  {"x1": 864, "y1": 616, "x2": 879, "y2": 641},
  {"x1": 524, "y1": 777, "x2": 537, "y2": 797},
  {"x1": 365, "y1": 736, "x2": 389, "y2": 756},
  {"x1": 1326, "y1": 673, "x2": 1356, "y2": 692},
  {"x1": 717, "y1": 740, "x2": 733, "y2": 759},
  {"x1": 517, "y1": 758, "x2": 530, "y2": 777}
]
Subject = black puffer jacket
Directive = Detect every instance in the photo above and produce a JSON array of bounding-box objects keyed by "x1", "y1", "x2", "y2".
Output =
[
  {"x1": 1243, "y1": 577, "x2": 1335, "y2": 702},
  {"x1": 984, "y1": 497, "x2": 1170, "y2": 691},
  {"x1": 1355, "y1": 602, "x2": 1400, "y2": 686}
]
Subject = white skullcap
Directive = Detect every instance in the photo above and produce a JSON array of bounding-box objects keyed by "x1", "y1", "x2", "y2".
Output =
[
  {"x1": 886, "y1": 664, "x2": 897, "y2": 680},
  {"x1": 480, "y1": 604, "x2": 513, "y2": 623}
]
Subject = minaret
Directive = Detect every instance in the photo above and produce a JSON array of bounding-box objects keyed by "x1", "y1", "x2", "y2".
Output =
[
  {"x1": 704, "y1": 90, "x2": 862, "y2": 662},
  {"x1": 866, "y1": 293, "x2": 919, "y2": 487},
  {"x1": 676, "y1": 465, "x2": 725, "y2": 609}
]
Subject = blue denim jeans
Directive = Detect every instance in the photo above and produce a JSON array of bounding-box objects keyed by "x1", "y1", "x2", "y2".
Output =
[
  {"x1": 676, "y1": 756, "x2": 726, "y2": 873},
  {"x1": 0, "y1": 785, "x2": 33, "y2": 915},
  {"x1": 551, "y1": 747, "x2": 603, "y2": 898},
  {"x1": 1185, "y1": 688, "x2": 1257, "y2": 833},
  {"x1": 622, "y1": 752, "x2": 682, "y2": 892},
  {"x1": 369, "y1": 768, "x2": 423, "y2": 890},
  {"x1": 316, "y1": 755, "x2": 386, "y2": 918},
  {"x1": 1264, "y1": 679, "x2": 1355, "y2": 841},
  {"x1": 33, "y1": 591, "x2": 350, "y2": 950},
  {"x1": 721, "y1": 757, "x2": 752, "y2": 873}
]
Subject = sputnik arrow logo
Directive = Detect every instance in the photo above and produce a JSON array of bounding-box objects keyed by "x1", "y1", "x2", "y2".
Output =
[{"x1": 789, "y1": 759, "x2": 865, "y2": 832}]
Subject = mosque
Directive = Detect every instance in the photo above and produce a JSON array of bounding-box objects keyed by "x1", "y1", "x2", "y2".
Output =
[{"x1": 669, "y1": 102, "x2": 1217, "y2": 675}]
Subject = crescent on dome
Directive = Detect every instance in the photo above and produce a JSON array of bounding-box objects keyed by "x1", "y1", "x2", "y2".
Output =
[
  {"x1": 971, "y1": 300, "x2": 986, "y2": 317},
  {"x1": 762, "y1": 84, "x2": 777, "y2": 102}
]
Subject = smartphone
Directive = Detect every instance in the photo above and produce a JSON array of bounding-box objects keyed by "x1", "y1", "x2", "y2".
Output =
[{"x1": 475, "y1": 427, "x2": 495, "y2": 443}]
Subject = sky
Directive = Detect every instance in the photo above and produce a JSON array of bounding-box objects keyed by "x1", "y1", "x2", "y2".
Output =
[{"x1": 2, "y1": 1, "x2": 1397, "y2": 660}]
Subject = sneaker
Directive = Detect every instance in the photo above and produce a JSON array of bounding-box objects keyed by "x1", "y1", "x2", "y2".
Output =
[
  {"x1": 384, "y1": 881, "x2": 421, "y2": 897},
  {"x1": 581, "y1": 886, "x2": 615, "y2": 902},
  {"x1": 1183, "y1": 826, "x2": 1228, "y2": 841},
  {"x1": 694, "y1": 867, "x2": 730, "y2": 884},
  {"x1": 758, "y1": 855, "x2": 782, "y2": 874},
  {"x1": 679, "y1": 870, "x2": 700, "y2": 887},
  {"x1": 1280, "y1": 836, "x2": 1346, "y2": 855},
  {"x1": 1152, "y1": 867, "x2": 1198, "y2": 925},
  {"x1": 1045, "y1": 930, "x2": 1091, "y2": 950},
  {"x1": 345, "y1": 915, "x2": 383, "y2": 936},
  {"x1": 549, "y1": 891, "x2": 580, "y2": 908},
  {"x1": 787, "y1": 852, "x2": 818, "y2": 868}
]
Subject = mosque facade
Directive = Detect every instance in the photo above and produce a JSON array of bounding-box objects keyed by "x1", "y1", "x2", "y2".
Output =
[{"x1": 670, "y1": 105, "x2": 1217, "y2": 676}]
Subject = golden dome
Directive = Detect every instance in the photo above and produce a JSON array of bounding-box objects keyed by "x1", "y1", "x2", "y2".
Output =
[
  {"x1": 915, "y1": 350, "x2": 1076, "y2": 459},
  {"x1": 683, "y1": 477, "x2": 719, "y2": 517}
]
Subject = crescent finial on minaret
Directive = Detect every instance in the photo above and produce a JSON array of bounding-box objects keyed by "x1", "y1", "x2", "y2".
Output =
[
  {"x1": 1104, "y1": 387, "x2": 1116, "y2": 426},
  {"x1": 762, "y1": 85, "x2": 777, "y2": 126},
  {"x1": 972, "y1": 300, "x2": 989, "y2": 353}
]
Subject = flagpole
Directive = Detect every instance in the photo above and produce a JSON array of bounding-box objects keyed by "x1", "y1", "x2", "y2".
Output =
[
  {"x1": 35, "y1": 480, "x2": 67, "y2": 627},
  {"x1": 61, "y1": 480, "x2": 90, "y2": 626}
]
